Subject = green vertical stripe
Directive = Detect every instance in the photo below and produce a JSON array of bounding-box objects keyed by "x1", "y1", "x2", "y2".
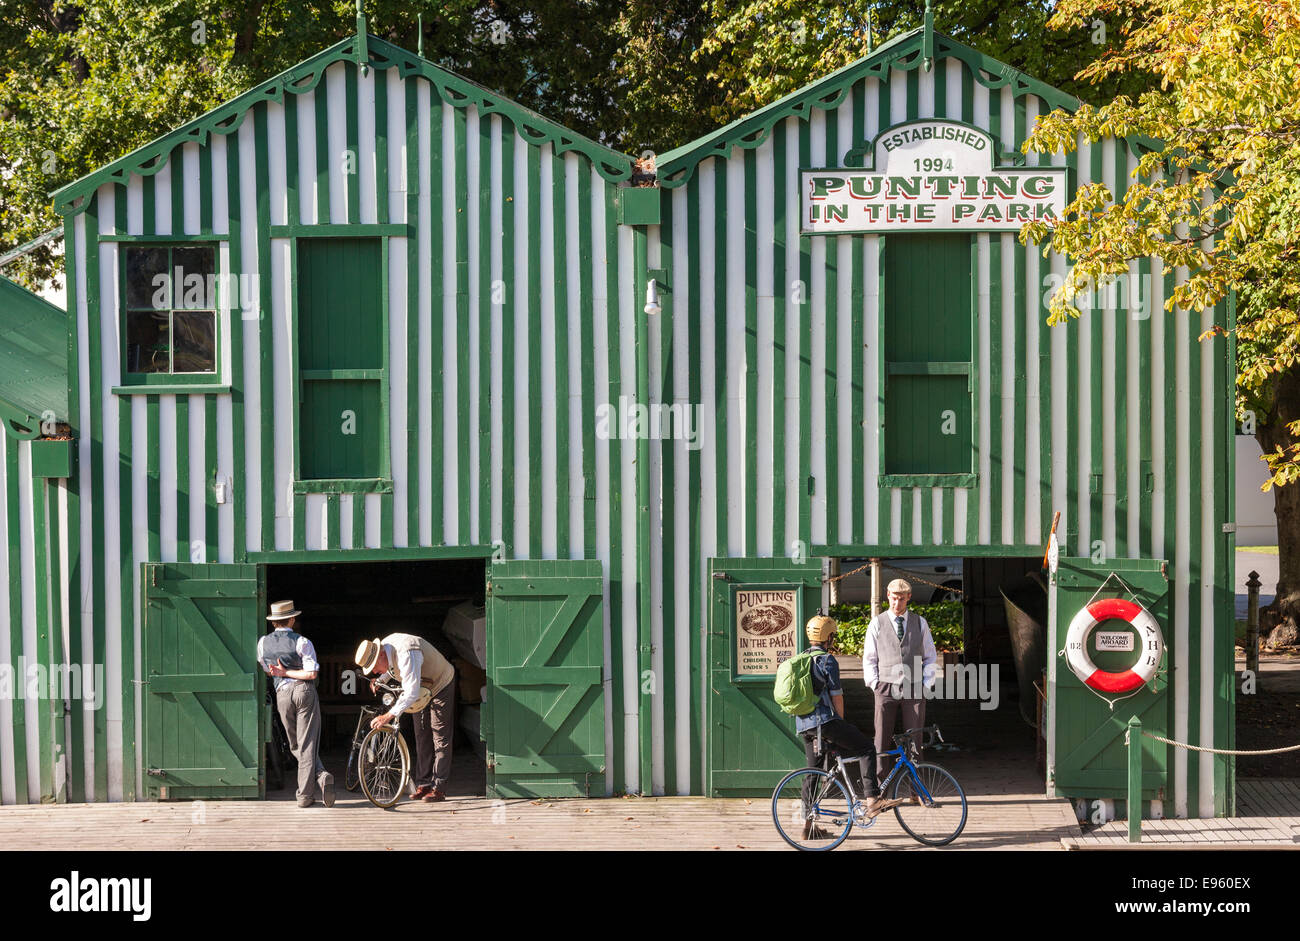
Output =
[
  {"x1": 1185, "y1": 259, "x2": 1202, "y2": 816},
  {"x1": 1112, "y1": 142, "x2": 1129, "y2": 557},
  {"x1": 293, "y1": 493, "x2": 306, "y2": 550},
  {"x1": 428, "y1": 89, "x2": 446, "y2": 544},
  {"x1": 965, "y1": 237, "x2": 979, "y2": 544},
  {"x1": 145, "y1": 397, "x2": 160, "y2": 565},
  {"x1": 200, "y1": 145, "x2": 213, "y2": 234},
  {"x1": 899, "y1": 486, "x2": 913, "y2": 546},
  {"x1": 1088, "y1": 143, "x2": 1104, "y2": 557},
  {"x1": 478, "y1": 113, "x2": 493, "y2": 547},
  {"x1": 170, "y1": 146, "x2": 184, "y2": 235},
  {"x1": 226, "y1": 132, "x2": 248, "y2": 561},
  {"x1": 551, "y1": 146, "x2": 570, "y2": 556},
  {"x1": 84, "y1": 194, "x2": 108, "y2": 800},
  {"x1": 686, "y1": 173, "x2": 703, "y2": 795},
  {"x1": 327, "y1": 493, "x2": 341, "y2": 550},
  {"x1": 314, "y1": 78, "x2": 330, "y2": 224},
  {"x1": 658, "y1": 196, "x2": 676, "y2": 792},
  {"x1": 176, "y1": 398, "x2": 189, "y2": 560},
  {"x1": 771, "y1": 122, "x2": 788, "y2": 559},
  {"x1": 1137, "y1": 256, "x2": 1153, "y2": 556},
  {"x1": 62, "y1": 212, "x2": 85, "y2": 804},
  {"x1": 5, "y1": 438, "x2": 28, "y2": 803},
  {"x1": 578, "y1": 163, "x2": 596, "y2": 557},
  {"x1": 1012, "y1": 95, "x2": 1028, "y2": 546},
  {"x1": 254, "y1": 106, "x2": 274, "y2": 551},
  {"x1": 1064, "y1": 145, "x2": 1080, "y2": 555},
  {"x1": 604, "y1": 176, "x2": 624, "y2": 792},
  {"x1": 351, "y1": 494, "x2": 366, "y2": 549},
  {"x1": 850, "y1": 87, "x2": 865, "y2": 546},
  {"x1": 117, "y1": 394, "x2": 135, "y2": 800},
  {"x1": 46, "y1": 483, "x2": 67, "y2": 800},
  {"x1": 743, "y1": 148, "x2": 758, "y2": 557},
  {"x1": 374, "y1": 71, "x2": 389, "y2": 225},
  {"x1": 824, "y1": 111, "x2": 839, "y2": 546},
  {"x1": 406, "y1": 79, "x2": 422, "y2": 545},
  {"x1": 986, "y1": 92, "x2": 1004, "y2": 546},
  {"x1": 876, "y1": 84, "x2": 892, "y2": 546},
  {"x1": 499, "y1": 125, "x2": 515, "y2": 557},
  {"x1": 204, "y1": 395, "x2": 217, "y2": 562},
  {"x1": 33, "y1": 477, "x2": 53, "y2": 800},
  {"x1": 285, "y1": 94, "x2": 300, "y2": 227},
  {"x1": 797, "y1": 123, "x2": 812, "y2": 547},
  {"x1": 456, "y1": 108, "x2": 473, "y2": 547},
  {"x1": 713, "y1": 160, "x2": 728, "y2": 552},
  {"x1": 344, "y1": 63, "x2": 360, "y2": 225}
]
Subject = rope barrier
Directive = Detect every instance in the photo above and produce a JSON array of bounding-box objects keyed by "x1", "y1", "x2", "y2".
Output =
[
  {"x1": 823, "y1": 560, "x2": 964, "y2": 597},
  {"x1": 1139, "y1": 730, "x2": 1300, "y2": 756}
]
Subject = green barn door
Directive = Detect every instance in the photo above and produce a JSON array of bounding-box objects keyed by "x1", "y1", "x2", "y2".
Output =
[
  {"x1": 1051, "y1": 558, "x2": 1171, "y2": 806},
  {"x1": 142, "y1": 563, "x2": 265, "y2": 799},
  {"x1": 707, "y1": 557, "x2": 824, "y2": 797},
  {"x1": 485, "y1": 560, "x2": 605, "y2": 798}
]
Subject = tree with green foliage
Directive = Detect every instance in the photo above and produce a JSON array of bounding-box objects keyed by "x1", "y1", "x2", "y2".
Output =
[{"x1": 1020, "y1": 0, "x2": 1300, "y2": 636}]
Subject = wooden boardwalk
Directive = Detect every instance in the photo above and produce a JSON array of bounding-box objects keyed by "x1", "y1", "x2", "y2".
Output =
[
  {"x1": 0, "y1": 789, "x2": 1079, "y2": 851},
  {"x1": 1064, "y1": 780, "x2": 1300, "y2": 849}
]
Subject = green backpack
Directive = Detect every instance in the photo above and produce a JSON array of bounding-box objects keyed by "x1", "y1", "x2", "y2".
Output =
[{"x1": 773, "y1": 651, "x2": 821, "y2": 716}]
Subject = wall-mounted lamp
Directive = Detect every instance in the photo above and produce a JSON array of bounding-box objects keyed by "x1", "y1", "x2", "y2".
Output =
[{"x1": 644, "y1": 278, "x2": 662, "y2": 316}]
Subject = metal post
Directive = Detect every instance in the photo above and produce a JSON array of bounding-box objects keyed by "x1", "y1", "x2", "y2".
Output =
[
  {"x1": 1246, "y1": 569, "x2": 1261, "y2": 680},
  {"x1": 1126, "y1": 715, "x2": 1142, "y2": 843},
  {"x1": 870, "y1": 558, "x2": 882, "y2": 617}
]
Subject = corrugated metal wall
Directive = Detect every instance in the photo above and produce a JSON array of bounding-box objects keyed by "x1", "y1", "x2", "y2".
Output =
[{"x1": 652, "y1": 55, "x2": 1232, "y2": 812}]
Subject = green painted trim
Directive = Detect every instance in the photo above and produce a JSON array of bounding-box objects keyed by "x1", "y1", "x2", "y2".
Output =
[
  {"x1": 849, "y1": 86, "x2": 865, "y2": 547},
  {"x1": 145, "y1": 396, "x2": 160, "y2": 567},
  {"x1": 268, "y1": 223, "x2": 410, "y2": 238},
  {"x1": 285, "y1": 89, "x2": 301, "y2": 229},
  {"x1": 815, "y1": 542, "x2": 1050, "y2": 558},
  {"x1": 604, "y1": 170, "x2": 623, "y2": 794},
  {"x1": 175, "y1": 396, "x2": 190, "y2": 560},
  {"x1": 527, "y1": 141, "x2": 544, "y2": 560},
  {"x1": 500, "y1": 128, "x2": 516, "y2": 558},
  {"x1": 885, "y1": 362, "x2": 971, "y2": 376},
  {"x1": 880, "y1": 473, "x2": 976, "y2": 489},
  {"x1": 292, "y1": 477, "x2": 393, "y2": 494},
  {"x1": 1112, "y1": 140, "x2": 1129, "y2": 559},
  {"x1": 771, "y1": 123, "x2": 788, "y2": 559},
  {"x1": 254, "y1": 106, "x2": 274, "y2": 552},
  {"x1": 712, "y1": 160, "x2": 728, "y2": 558},
  {"x1": 299, "y1": 369, "x2": 381, "y2": 381},
  {"x1": 200, "y1": 143, "x2": 214, "y2": 234},
  {"x1": 248, "y1": 546, "x2": 493, "y2": 564},
  {"x1": 477, "y1": 113, "x2": 493, "y2": 548},
  {"x1": 406, "y1": 76, "x2": 422, "y2": 547},
  {"x1": 98, "y1": 233, "x2": 228, "y2": 242},
  {"x1": 987, "y1": 90, "x2": 1004, "y2": 546},
  {"x1": 84, "y1": 194, "x2": 109, "y2": 801},
  {"x1": 292, "y1": 492, "x2": 306, "y2": 550},
  {"x1": 797, "y1": 121, "x2": 813, "y2": 548},
  {"x1": 551, "y1": 144, "x2": 570, "y2": 557},
  {"x1": 685, "y1": 171, "x2": 703, "y2": 796},
  {"x1": 899, "y1": 486, "x2": 913, "y2": 545},
  {"x1": 824, "y1": 112, "x2": 839, "y2": 547},
  {"x1": 633, "y1": 224, "x2": 653, "y2": 793},
  {"x1": 657, "y1": 200, "x2": 677, "y2": 793},
  {"x1": 111, "y1": 384, "x2": 231, "y2": 397},
  {"x1": 374, "y1": 71, "x2": 389, "y2": 228},
  {"x1": 344, "y1": 63, "x2": 361, "y2": 225},
  {"x1": 313, "y1": 72, "x2": 331, "y2": 225},
  {"x1": 169, "y1": 143, "x2": 184, "y2": 237},
  {"x1": 326, "y1": 493, "x2": 342, "y2": 551},
  {"x1": 225, "y1": 135, "x2": 248, "y2": 562}
]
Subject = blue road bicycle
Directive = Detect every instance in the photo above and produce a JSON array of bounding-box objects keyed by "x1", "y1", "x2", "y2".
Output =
[{"x1": 771, "y1": 725, "x2": 967, "y2": 850}]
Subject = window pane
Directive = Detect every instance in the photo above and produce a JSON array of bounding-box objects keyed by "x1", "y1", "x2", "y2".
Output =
[
  {"x1": 172, "y1": 310, "x2": 217, "y2": 373},
  {"x1": 125, "y1": 310, "x2": 170, "y2": 374},
  {"x1": 172, "y1": 246, "x2": 216, "y2": 310},
  {"x1": 125, "y1": 247, "x2": 170, "y2": 311},
  {"x1": 884, "y1": 374, "x2": 972, "y2": 474}
]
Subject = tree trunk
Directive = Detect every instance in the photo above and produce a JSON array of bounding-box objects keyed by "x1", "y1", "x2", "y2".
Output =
[{"x1": 1256, "y1": 365, "x2": 1300, "y2": 635}]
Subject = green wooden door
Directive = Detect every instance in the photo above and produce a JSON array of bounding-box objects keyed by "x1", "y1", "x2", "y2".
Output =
[
  {"x1": 142, "y1": 562, "x2": 265, "y2": 799},
  {"x1": 485, "y1": 560, "x2": 605, "y2": 798},
  {"x1": 707, "y1": 557, "x2": 824, "y2": 797},
  {"x1": 1051, "y1": 557, "x2": 1170, "y2": 806}
]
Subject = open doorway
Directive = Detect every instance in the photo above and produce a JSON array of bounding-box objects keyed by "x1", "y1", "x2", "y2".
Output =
[
  {"x1": 829, "y1": 555, "x2": 1048, "y2": 797},
  {"x1": 262, "y1": 557, "x2": 488, "y2": 801}
]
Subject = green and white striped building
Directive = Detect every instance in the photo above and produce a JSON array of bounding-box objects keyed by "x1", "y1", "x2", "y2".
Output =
[{"x1": 0, "y1": 21, "x2": 1235, "y2": 817}]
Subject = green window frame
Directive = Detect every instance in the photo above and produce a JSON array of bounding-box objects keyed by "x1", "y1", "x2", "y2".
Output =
[
  {"x1": 119, "y1": 242, "x2": 224, "y2": 388},
  {"x1": 290, "y1": 233, "x2": 391, "y2": 491},
  {"x1": 878, "y1": 233, "x2": 977, "y2": 487}
]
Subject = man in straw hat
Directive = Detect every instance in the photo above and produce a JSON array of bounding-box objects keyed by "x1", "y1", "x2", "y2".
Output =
[
  {"x1": 355, "y1": 633, "x2": 456, "y2": 802},
  {"x1": 864, "y1": 578, "x2": 937, "y2": 779},
  {"x1": 258, "y1": 600, "x2": 335, "y2": 808}
]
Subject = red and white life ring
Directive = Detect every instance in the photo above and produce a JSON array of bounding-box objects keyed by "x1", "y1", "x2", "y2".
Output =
[{"x1": 1065, "y1": 598, "x2": 1164, "y2": 694}]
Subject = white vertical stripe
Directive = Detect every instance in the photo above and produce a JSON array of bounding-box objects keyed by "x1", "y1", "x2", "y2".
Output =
[
  {"x1": 390, "y1": 231, "x2": 410, "y2": 548},
  {"x1": 944, "y1": 59, "x2": 962, "y2": 120},
  {"x1": 1150, "y1": 263, "x2": 1166, "y2": 557},
  {"x1": 889, "y1": 487, "x2": 902, "y2": 545},
  {"x1": 131, "y1": 396, "x2": 147, "y2": 785},
  {"x1": 891, "y1": 68, "x2": 907, "y2": 119},
  {"x1": 159, "y1": 396, "x2": 177, "y2": 562},
  {"x1": 918, "y1": 61, "x2": 936, "y2": 117},
  {"x1": 340, "y1": 493, "x2": 354, "y2": 549},
  {"x1": 647, "y1": 222, "x2": 665, "y2": 793},
  {"x1": 1199, "y1": 201, "x2": 1217, "y2": 814},
  {"x1": 1127, "y1": 255, "x2": 1143, "y2": 556},
  {"x1": 976, "y1": 233, "x2": 991, "y2": 544},
  {"x1": 297, "y1": 89, "x2": 318, "y2": 224},
  {"x1": 591, "y1": 168, "x2": 614, "y2": 794},
  {"x1": 1100, "y1": 138, "x2": 1117, "y2": 560},
  {"x1": 699, "y1": 162, "x2": 718, "y2": 563},
  {"x1": 566, "y1": 153, "x2": 585, "y2": 556},
  {"x1": 538, "y1": 142, "x2": 558, "y2": 558},
  {"x1": 416, "y1": 79, "x2": 433, "y2": 546},
  {"x1": 189, "y1": 394, "x2": 205, "y2": 558},
  {"x1": 127, "y1": 174, "x2": 144, "y2": 235},
  {"x1": 725, "y1": 150, "x2": 745, "y2": 555},
  {"x1": 237, "y1": 121, "x2": 263, "y2": 554},
  {"x1": 267, "y1": 101, "x2": 288, "y2": 228},
  {"x1": 1000, "y1": 231, "x2": 1015, "y2": 545},
  {"x1": 1172, "y1": 264, "x2": 1190, "y2": 816},
  {"x1": 617, "y1": 221, "x2": 638, "y2": 791},
  {"x1": 671, "y1": 182, "x2": 692, "y2": 793},
  {"x1": 216, "y1": 388, "x2": 234, "y2": 563},
  {"x1": 73, "y1": 211, "x2": 95, "y2": 797},
  {"x1": 304, "y1": 493, "x2": 324, "y2": 549},
  {"x1": 1075, "y1": 138, "x2": 1093, "y2": 556},
  {"x1": 1051, "y1": 251, "x2": 1069, "y2": 550},
  {"x1": 954, "y1": 488, "x2": 968, "y2": 544},
  {"x1": 1023, "y1": 98, "x2": 1042, "y2": 546},
  {"x1": 155, "y1": 160, "x2": 172, "y2": 234},
  {"x1": 182, "y1": 143, "x2": 201, "y2": 233},
  {"x1": 326, "y1": 63, "x2": 348, "y2": 224},
  {"x1": 864, "y1": 234, "x2": 880, "y2": 544},
  {"x1": 357, "y1": 65, "x2": 378, "y2": 225},
  {"x1": 836, "y1": 232, "x2": 853, "y2": 544},
  {"x1": 784, "y1": 118, "x2": 802, "y2": 552},
  {"x1": 387, "y1": 69, "x2": 406, "y2": 226},
  {"x1": 755, "y1": 136, "x2": 775, "y2": 558},
  {"x1": 442, "y1": 105, "x2": 461, "y2": 546},
  {"x1": 270, "y1": 234, "x2": 292, "y2": 551},
  {"x1": 212, "y1": 131, "x2": 229, "y2": 234},
  {"x1": 57, "y1": 483, "x2": 72, "y2": 798},
  {"x1": 364, "y1": 493, "x2": 380, "y2": 548},
  {"x1": 468, "y1": 107, "x2": 485, "y2": 546}
]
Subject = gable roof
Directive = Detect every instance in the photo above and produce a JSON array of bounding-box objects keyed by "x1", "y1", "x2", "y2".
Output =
[
  {"x1": 52, "y1": 33, "x2": 635, "y2": 214},
  {"x1": 655, "y1": 27, "x2": 1085, "y2": 189},
  {"x1": 0, "y1": 276, "x2": 68, "y2": 438}
]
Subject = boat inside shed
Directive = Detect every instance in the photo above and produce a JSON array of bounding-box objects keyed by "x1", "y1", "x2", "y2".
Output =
[{"x1": 261, "y1": 558, "x2": 489, "y2": 801}]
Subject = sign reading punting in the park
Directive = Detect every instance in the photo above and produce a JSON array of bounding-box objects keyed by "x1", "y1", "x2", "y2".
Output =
[{"x1": 801, "y1": 120, "x2": 1068, "y2": 233}]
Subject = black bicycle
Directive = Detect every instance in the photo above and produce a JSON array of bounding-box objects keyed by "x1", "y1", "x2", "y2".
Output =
[{"x1": 345, "y1": 677, "x2": 412, "y2": 808}]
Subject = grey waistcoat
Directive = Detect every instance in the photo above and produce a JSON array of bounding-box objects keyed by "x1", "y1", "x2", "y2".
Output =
[{"x1": 874, "y1": 611, "x2": 923, "y2": 697}]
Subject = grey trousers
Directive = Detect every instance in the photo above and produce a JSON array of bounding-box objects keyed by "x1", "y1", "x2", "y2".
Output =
[
  {"x1": 276, "y1": 681, "x2": 327, "y2": 802},
  {"x1": 872, "y1": 691, "x2": 925, "y2": 780},
  {"x1": 412, "y1": 681, "x2": 455, "y2": 789}
]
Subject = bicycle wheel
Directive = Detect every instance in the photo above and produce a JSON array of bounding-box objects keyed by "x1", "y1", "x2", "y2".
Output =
[
  {"x1": 891, "y1": 762, "x2": 967, "y2": 846},
  {"x1": 771, "y1": 768, "x2": 854, "y2": 851},
  {"x1": 358, "y1": 726, "x2": 410, "y2": 808}
]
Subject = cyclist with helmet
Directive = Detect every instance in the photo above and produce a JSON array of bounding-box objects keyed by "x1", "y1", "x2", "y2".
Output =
[{"x1": 798, "y1": 614, "x2": 895, "y2": 819}]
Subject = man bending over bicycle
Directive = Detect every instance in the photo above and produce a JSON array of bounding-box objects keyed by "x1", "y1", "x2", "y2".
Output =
[{"x1": 798, "y1": 615, "x2": 898, "y2": 819}]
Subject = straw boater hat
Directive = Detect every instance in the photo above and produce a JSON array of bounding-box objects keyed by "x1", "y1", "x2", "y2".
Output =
[
  {"x1": 355, "y1": 638, "x2": 384, "y2": 675},
  {"x1": 266, "y1": 600, "x2": 301, "y2": 621}
]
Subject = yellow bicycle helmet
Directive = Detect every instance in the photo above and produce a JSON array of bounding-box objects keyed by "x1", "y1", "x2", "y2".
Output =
[{"x1": 805, "y1": 614, "x2": 837, "y2": 644}]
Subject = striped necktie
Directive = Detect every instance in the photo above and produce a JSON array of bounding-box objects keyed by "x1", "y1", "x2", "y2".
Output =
[{"x1": 894, "y1": 615, "x2": 905, "y2": 641}]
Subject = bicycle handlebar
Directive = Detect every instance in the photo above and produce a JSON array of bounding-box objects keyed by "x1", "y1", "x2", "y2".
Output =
[{"x1": 892, "y1": 725, "x2": 944, "y2": 749}]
